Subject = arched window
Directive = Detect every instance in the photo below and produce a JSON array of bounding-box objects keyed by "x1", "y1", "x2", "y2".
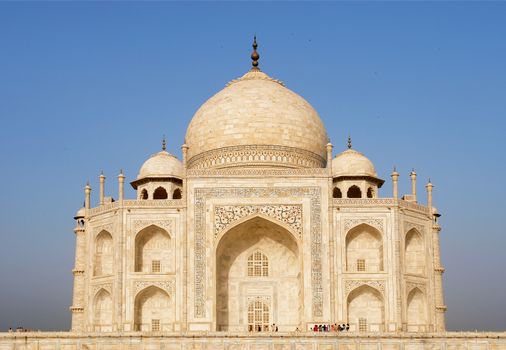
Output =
[
  {"x1": 367, "y1": 187, "x2": 374, "y2": 198},
  {"x1": 140, "y1": 189, "x2": 148, "y2": 200},
  {"x1": 153, "y1": 187, "x2": 168, "y2": 200},
  {"x1": 247, "y1": 251, "x2": 269, "y2": 277},
  {"x1": 247, "y1": 300, "x2": 270, "y2": 332},
  {"x1": 173, "y1": 188, "x2": 182, "y2": 199},
  {"x1": 333, "y1": 187, "x2": 342, "y2": 198},
  {"x1": 347, "y1": 185, "x2": 362, "y2": 198}
]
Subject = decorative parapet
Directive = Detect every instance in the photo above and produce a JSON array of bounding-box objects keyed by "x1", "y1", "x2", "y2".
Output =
[
  {"x1": 187, "y1": 145, "x2": 326, "y2": 170},
  {"x1": 86, "y1": 199, "x2": 185, "y2": 217},
  {"x1": 332, "y1": 198, "x2": 430, "y2": 215}
]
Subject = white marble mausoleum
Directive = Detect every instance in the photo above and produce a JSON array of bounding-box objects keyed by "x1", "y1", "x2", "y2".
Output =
[{"x1": 2, "y1": 39, "x2": 505, "y2": 350}]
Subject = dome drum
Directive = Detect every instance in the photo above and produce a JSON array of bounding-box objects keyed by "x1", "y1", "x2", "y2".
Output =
[{"x1": 187, "y1": 144, "x2": 326, "y2": 170}]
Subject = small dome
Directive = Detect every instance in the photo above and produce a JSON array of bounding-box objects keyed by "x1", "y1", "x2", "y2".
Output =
[
  {"x1": 74, "y1": 207, "x2": 85, "y2": 219},
  {"x1": 137, "y1": 151, "x2": 184, "y2": 179},
  {"x1": 332, "y1": 148, "x2": 377, "y2": 177},
  {"x1": 185, "y1": 69, "x2": 328, "y2": 169}
]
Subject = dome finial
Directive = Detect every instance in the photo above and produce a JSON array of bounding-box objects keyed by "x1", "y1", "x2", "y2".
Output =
[
  {"x1": 251, "y1": 35, "x2": 260, "y2": 71},
  {"x1": 162, "y1": 135, "x2": 166, "y2": 151},
  {"x1": 347, "y1": 135, "x2": 352, "y2": 149}
]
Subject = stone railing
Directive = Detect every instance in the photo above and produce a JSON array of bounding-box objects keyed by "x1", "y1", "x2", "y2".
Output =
[
  {"x1": 332, "y1": 198, "x2": 431, "y2": 215},
  {"x1": 1, "y1": 331, "x2": 506, "y2": 350},
  {"x1": 87, "y1": 199, "x2": 185, "y2": 216}
]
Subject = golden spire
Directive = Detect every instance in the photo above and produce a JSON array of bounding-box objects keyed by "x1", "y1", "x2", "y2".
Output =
[
  {"x1": 162, "y1": 135, "x2": 166, "y2": 151},
  {"x1": 347, "y1": 135, "x2": 352, "y2": 149},
  {"x1": 251, "y1": 35, "x2": 260, "y2": 71}
]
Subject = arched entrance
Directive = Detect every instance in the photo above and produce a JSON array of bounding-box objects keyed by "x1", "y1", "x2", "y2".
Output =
[
  {"x1": 134, "y1": 286, "x2": 172, "y2": 331},
  {"x1": 347, "y1": 285, "x2": 384, "y2": 332},
  {"x1": 215, "y1": 216, "x2": 302, "y2": 332}
]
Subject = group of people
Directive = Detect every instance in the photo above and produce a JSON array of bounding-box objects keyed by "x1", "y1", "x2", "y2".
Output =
[{"x1": 311, "y1": 323, "x2": 350, "y2": 332}]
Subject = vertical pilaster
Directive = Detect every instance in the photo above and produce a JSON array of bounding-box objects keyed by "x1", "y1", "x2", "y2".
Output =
[{"x1": 181, "y1": 143, "x2": 189, "y2": 331}]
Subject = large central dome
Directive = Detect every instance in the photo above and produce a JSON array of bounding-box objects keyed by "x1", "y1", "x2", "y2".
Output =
[
  {"x1": 185, "y1": 40, "x2": 328, "y2": 170},
  {"x1": 185, "y1": 69, "x2": 328, "y2": 169}
]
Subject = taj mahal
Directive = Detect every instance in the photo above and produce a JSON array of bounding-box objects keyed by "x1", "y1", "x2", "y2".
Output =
[{"x1": 1, "y1": 39, "x2": 505, "y2": 350}]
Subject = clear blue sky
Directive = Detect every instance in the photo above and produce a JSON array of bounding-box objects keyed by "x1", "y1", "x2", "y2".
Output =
[{"x1": 0, "y1": 2, "x2": 505, "y2": 331}]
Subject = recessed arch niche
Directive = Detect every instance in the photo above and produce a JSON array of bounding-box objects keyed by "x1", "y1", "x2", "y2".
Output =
[
  {"x1": 347, "y1": 285, "x2": 384, "y2": 332},
  {"x1": 134, "y1": 225, "x2": 171, "y2": 273},
  {"x1": 93, "y1": 289, "x2": 113, "y2": 332},
  {"x1": 345, "y1": 224, "x2": 384, "y2": 272},
  {"x1": 215, "y1": 216, "x2": 302, "y2": 332}
]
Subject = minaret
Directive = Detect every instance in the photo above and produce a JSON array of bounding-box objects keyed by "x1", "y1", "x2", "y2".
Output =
[
  {"x1": 410, "y1": 169, "x2": 417, "y2": 202},
  {"x1": 99, "y1": 172, "x2": 105, "y2": 206},
  {"x1": 427, "y1": 181, "x2": 447, "y2": 331},
  {"x1": 391, "y1": 167, "x2": 399, "y2": 199},
  {"x1": 426, "y1": 179, "x2": 433, "y2": 210},
  {"x1": 326, "y1": 142, "x2": 333, "y2": 169},
  {"x1": 84, "y1": 182, "x2": 91, "y2": 209},
  {"x1": 70, "y1": 199, "x2": 86, "y2": 331},
  {"x1": 118, "y1": 170, "x2": 125, "y2": 202}
]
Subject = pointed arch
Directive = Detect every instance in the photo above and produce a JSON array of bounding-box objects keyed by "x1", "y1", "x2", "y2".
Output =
[
  {"x1": 172, "y1": 188, "x2": 182, "y2": 199},
  {"x1": 333, "y1": 187, "x2": 342, "y2": 198},
  {"x1": 215, "y1": 216, "x2": 302, "y2": 332},
  {"x1": 345, "y1": 223, "x2": 383, "y2": 272},
  {"x1": 347, "y1": 185, "x2": 362, "y2": 198},
  {"x1": 135, "y1": 225, "x2": 171, "y2": 273},
  {"x1": 405, "y1": 228, "x2": 425, "y2": 275},
  {"x1": 153, "y1": 186, "x2": 168, "y2": 200},
  {"x1": 140, "y1": 189, "x2": 148, "y2": 200},
  {"x1": 407, "y1": 287, "x2": 426, "y2": 331},
  {"x1": 134, "y1": 286, "x2": 172, "y2": 331},
  {"x1": 347, "y1": 285, "x2": 384, "y2": 332},
  {"x1": 94, "y1": 230, "x2": 113, "y2": 276},
  {"x1": 367, "y1": 187, "x2": 374, "y2": 198},
  {"x1": 93, "y1": 289, "x2": 113, "y2": 332}
]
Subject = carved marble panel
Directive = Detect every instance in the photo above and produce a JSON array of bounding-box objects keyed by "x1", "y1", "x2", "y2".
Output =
[
  {"x1": 133, "y1": 280, "x2": 175, "y2": 296},
  {"x1": 344, "y1": 218, "x2": 384, "y2": 233},
  {"x1": 214, "y1": 205, "x2": 302, "y2": 238},
  {"x1": 344, "y1": 280, "x2": 385, "y2": 296},
  {"x1": 132, "y1": 219, "x2": 175, "y2": 235}
]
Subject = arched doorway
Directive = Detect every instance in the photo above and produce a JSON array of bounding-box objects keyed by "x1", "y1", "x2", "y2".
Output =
[
  {"x1": 407, "y1": 288, "x2": 426, "y2": 331},
  {"x1": 93, "y1": 289, "x2": 113, "y2": 332},
  {"x1": 347, "y1": 285, "x2": 384, "y2": 332},
  {"x1": 215, "y1": 216, "x2": 302, "y2": 332},
  {"x1": 134, "y1": 286, "x2": 172, "y2": 331}
]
